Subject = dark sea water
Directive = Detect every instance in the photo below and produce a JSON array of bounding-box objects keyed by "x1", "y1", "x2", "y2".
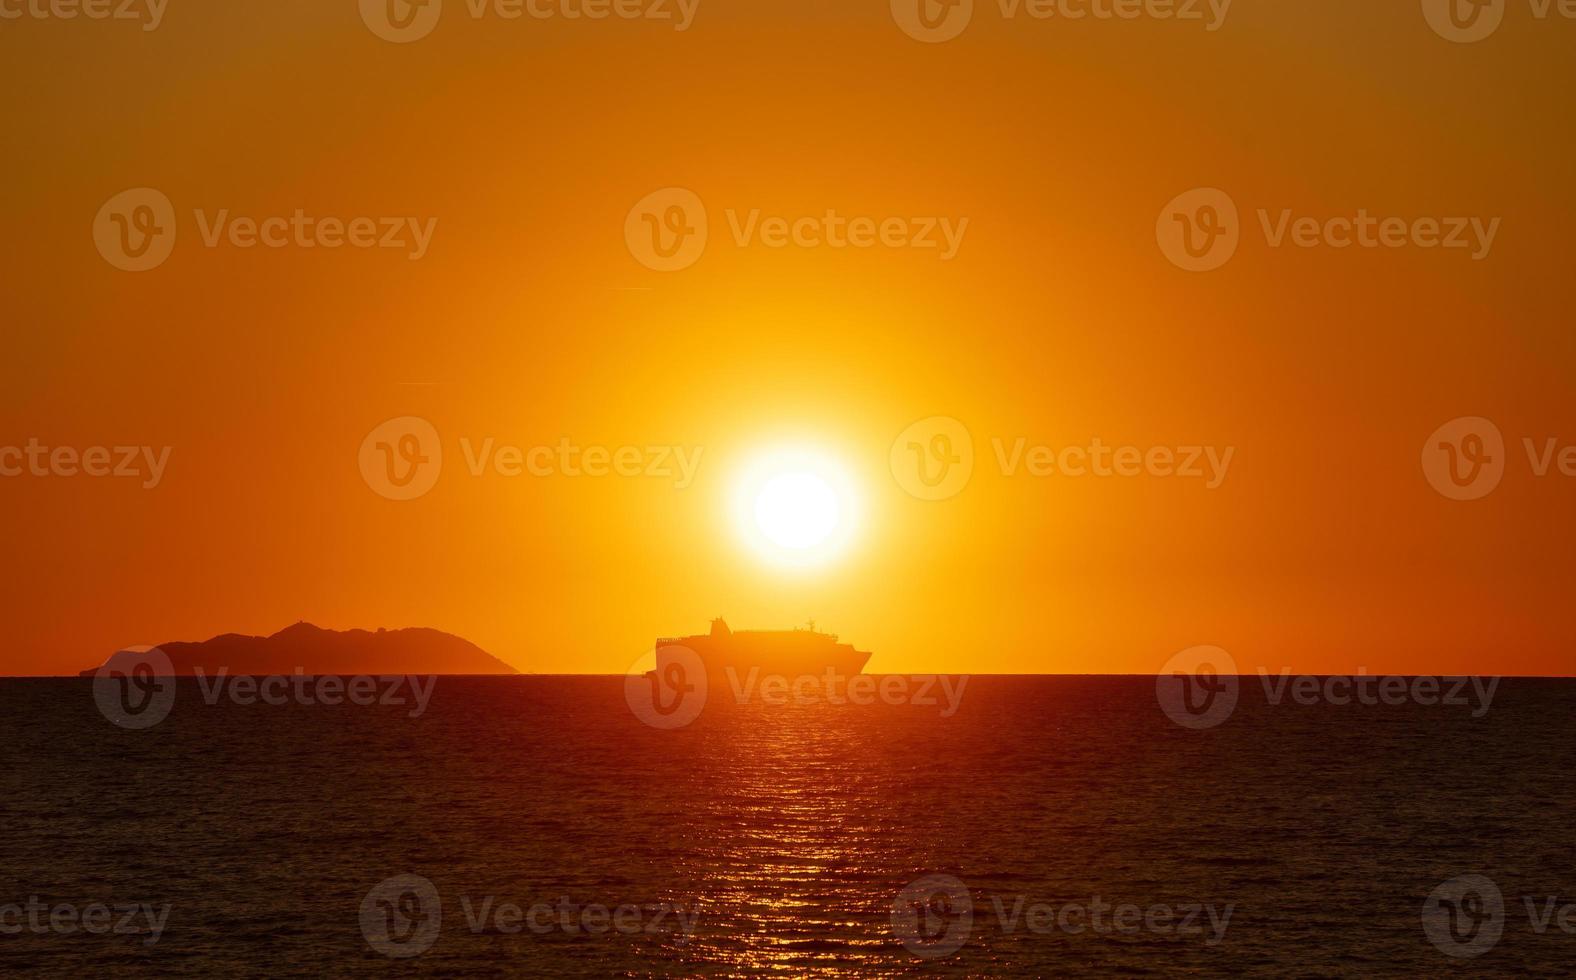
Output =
[{"x1": 2, "y1": 675, "x2": 1572, "y2": 976}]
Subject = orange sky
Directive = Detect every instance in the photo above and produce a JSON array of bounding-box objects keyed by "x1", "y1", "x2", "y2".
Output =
[{"x1": 3, "y1": 1, "x2": 1573, "y2": 675}]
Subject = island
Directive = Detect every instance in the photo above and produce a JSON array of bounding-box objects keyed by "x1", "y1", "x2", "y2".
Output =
[{"x1": 79, "y1": 622, "x2": 517, "y2": 676}]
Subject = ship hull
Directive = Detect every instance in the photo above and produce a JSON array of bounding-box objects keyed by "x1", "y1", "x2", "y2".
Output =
[{"x1": 650, "y1": 625, "x2": 871, "y2": 689}]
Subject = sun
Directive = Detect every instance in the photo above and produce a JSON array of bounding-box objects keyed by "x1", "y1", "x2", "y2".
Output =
[{"x1": 731, "y1": 446, "x2": 861, "y2": 569}]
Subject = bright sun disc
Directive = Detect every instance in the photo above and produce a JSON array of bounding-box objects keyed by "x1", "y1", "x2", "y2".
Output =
[
  {"x1": 732, "y1": 448, "x2": 860, "y2": 569},
  {"x1": 755, "y1": 471, "x2": 839, "y2": 551}
]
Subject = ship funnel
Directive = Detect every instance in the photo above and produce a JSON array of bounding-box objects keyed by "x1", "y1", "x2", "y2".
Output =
[{"x1": 709, "y1": 618, "x2": 731, "y2": 638}]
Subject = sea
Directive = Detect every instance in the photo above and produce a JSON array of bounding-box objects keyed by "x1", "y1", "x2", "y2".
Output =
[{"x1": 1, "y1": 675, "x2": 1571, "y2": 976}]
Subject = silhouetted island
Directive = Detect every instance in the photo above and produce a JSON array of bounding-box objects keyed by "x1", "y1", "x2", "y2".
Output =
[{"x1": 79, "y1": 622, "x2": 517, "y2": 676}]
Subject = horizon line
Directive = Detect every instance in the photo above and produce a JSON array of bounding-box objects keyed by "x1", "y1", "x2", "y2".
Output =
[{"x1": 8, "y1": 671, "x2": 1576, "y2": 679}]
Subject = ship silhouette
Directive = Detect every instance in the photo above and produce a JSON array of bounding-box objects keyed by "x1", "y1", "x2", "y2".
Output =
[{"x1": 653, "y1": 618, "x2": 871, "y2": 680}]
